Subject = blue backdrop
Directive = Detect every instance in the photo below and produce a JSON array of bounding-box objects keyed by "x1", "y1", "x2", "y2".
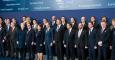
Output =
[{"x1": 0, "y1": 8, "x2": 115, "y2": 24}]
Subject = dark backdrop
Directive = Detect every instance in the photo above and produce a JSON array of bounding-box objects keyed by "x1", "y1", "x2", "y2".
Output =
[{"x1": 0, "y1": 8, "x2": 115, "y2": 24}]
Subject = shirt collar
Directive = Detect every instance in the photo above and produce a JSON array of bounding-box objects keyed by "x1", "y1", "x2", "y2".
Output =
[
  {"x1": 47, "y1": 27, "x2": 50, "y2": 31},
  {"x1": 0, "y1": 27, "x2": 2, "y2": 30},
  {"x1": 28, "y1": 28, "x2": 31, "y2": 31},
  {"x1": 90, "y1": 27, "x2": 94, "y2": 31},
  {"x1": 69, "y1": 28, "x2": 72, "y2": 31},
  {"x1": 58, "y1": 24, "x2": 61, "y2": 28},
  {"x1": 12, "y1": 27, "x2": 15, "y2": 30},
  {"x1": 79, "y1": 28, "x2": 83, "y2": 31}
]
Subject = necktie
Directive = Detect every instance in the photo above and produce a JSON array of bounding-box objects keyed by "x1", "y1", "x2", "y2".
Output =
[
  {"x1": 69, "y1": 30, "x2": 71, "y2": 35},
  {"x1": 101, "y1": 29, "x2": 104, "y2": 33},
  {"x1": 46, "y1": 28, "x2": 48, "y2": 33},
  {"x1": 56, "y1": 26, "x2": 59, "y2": 32},
  {"x1": 0, "y1": 27, "x2": 1, "y2": 31},
  {"x1": 78, "y1": 30, "x2": 81, "y2": 38},
  {"x1": 89, "y1": 29, "x2": 91, "y2": 35},
  {"x1": 7, "y1": 26, "x2": 9, "y2": 31},
  {"x1": 27, "y1": 30, "x2": 29, "y2": 34}
]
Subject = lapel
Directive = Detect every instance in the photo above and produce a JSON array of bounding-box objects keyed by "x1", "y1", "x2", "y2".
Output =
[
  {"x1": 56, "y1": 25, "x2": 62, "y2": 32},
  {"x1": 113, "y1": 28, "x2": 115, "y2": 35},
  {"x1": 0, "y1": 28, "x2": 2, "y2": 35},
  {"x1": 12, "y1": 28, "x2": 15, "y2": 32},
  {"x1": 77, "y1": 29, "x2": 84, "y2": 39},
  {"x1": 101, "y1": 28, "x2": 107, "y2": 35},
  {"x1": 0, "y1": 27, "x2": 2, "y2": 32},
  {"x1": 68, "y1": 30, "x2": 71, "y2": 36},
  {"x1": 27, "y1": 29, "x2": 30, "y2": 34},
  {"x1": 79, "y1": 30, "x2": 84, "y2": 38},
  {"x1": 89, "y1": 28, "x2": 94, "y2": 36},
  {"x1": 58, "y1": 25, "x2": 62, "y2": 31}
]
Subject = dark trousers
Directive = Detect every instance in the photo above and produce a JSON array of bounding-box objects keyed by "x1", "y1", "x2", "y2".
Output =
[
  {"x1": 45, "y1": 44, "x2": 53, "y2": 60},
  {"x1": 4, "y1": 39, "x2": 10, "y2": 57},
  {"x1": 55, "y1": 43, "x2": 64, "y2": 60},
  {"x1": 66, "y1": 45, "x2": 75, "y2": 60},
  {"x1": 112, "y1": 48, "x2": 115, "y2": 60},
  {"x1": 17, "y1": 48, "x2": 25, "y2": 60},
  {"x1": 88, "y1": 47, "x2": 96, "y2": 60},
  {"x1": 98, "y1": 47, "x2": 108, "y2": 60},
  {"x1": 0, "y1": 43, "x2": 5, "y2": 57},
  {"x1": 26, "y1": 45, "x2": 34, "y2": 60},
  {"x1": 10, "y1": 43, "x2": 17, "y2": 58},
  {"x1": 77, "y1": 47, "x2": 85, "y2": 60}
]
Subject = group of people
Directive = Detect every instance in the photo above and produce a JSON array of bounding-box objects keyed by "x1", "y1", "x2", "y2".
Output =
[{"x1": 0, "y1": 16, "x2": 115, "y2": 60}]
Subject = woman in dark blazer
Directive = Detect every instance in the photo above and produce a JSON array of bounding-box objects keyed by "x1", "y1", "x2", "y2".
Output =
[{"x1": 35, "y1": 24, "x2": 44, "y2": 60}]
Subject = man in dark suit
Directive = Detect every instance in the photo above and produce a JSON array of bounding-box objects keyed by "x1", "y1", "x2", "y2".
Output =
[
  {"x1": 0, "y1": 23, "x2": 5, "y2": 57},
  {"x1": 97, "y1": 21, "x2": 110, "y2": 60},
  {"x1": 50, "y1": 16, "x2": 57, "y2": 56},
  {"x1": 17, "y1": 23, "x2": 27, "y2": 60},
  {"x1": 4, "y1": 18, "x2": 11, "y2": 57},
  {"x1": 25, "y1": 23, "x2": 35, "y2": 60},
  {"x1": 75, "y1": 23, "x2": 87, "y2": 60},
  {"x1": 9, "y1": 22, "x2": 19, "y2": 58},
  {"x1": 44, "y1": 23, "x2": 53, "y2": 60},
  {"x1": 51, "y1": 16, "x2": 57, "y2": 28},
  {"x1": 63, "y1": 23, "x2": 75, "y2": 60},
  {"x1": 87, "y1": 22, "x2": 97, "y2": 60},
  {"x1": 53, "y1": 19, "x2": 64, "y2": 60},
  {"x1": 110, "y1": 18, "x2": 115, "y2": 60}
]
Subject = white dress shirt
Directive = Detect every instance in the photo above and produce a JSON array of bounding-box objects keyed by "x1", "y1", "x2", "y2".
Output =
[{"x1": 78, "y1": 29, "x2": 83, "y2": 38}]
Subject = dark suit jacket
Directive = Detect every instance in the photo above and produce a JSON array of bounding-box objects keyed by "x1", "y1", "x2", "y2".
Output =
[
  {"x1": 82, "y1": 22, "x2": 88, "y2": 31},
  {"x1": 4, "y1": 26, "x2": 11, "y2": 49},
  {"x1": 112, "y1": 28, "x2": 115, "y2": 48},
  {"x1": 75, "y1": 29, "x2": 87, "y2": 48},
  {"x1": 64, "y1": 29, "x2": 75, "y2": 47},
  {"x1": 50, "y1": 21, "x2": 57, "y2": 29},
  {"x1": 88, "y1": 28, "x2": 97, "y2": 48},
  {"x1": 18, "y1": 29, "x2": 27, "y2": 48},
  {"x1": 9, "y1": 27, "x2": 19, "y2": 48},
  {"x1": 25, "y1": 29, "x2": 35, "y2": 46},
  {"x1": 54, "y1": 25, "x2": 65, "y2": 45},
  {"x1": 111, "y1": 28, "x2": 115, "y2": 60},
  {"x1": 0, "y1": 27, "x2": 5, "y2": 43},
  {"x1": 72, "y1": 23, "x2": 78, "y2": 31},
  {"x1": 62, "y1": 23, "x2": 67, "y2": 30},
  {"x1": 36, "y1": 30, "x2": 44, "y2": 46},
  {"x1": 42, "y1": 25, "x2": 46, "y2": 41},
  {"x1": 5, "y1": 25, "x2": 11, "y2": 37},
  {"x1": 45, "y1": 28, "x2": 53, "y2": 44},
  {"x1": 93, "y1": 21, "x2": 99, "y2": 29},
  {"x1": 97, "y1": 28, "x2": 110, "y2": 47}
]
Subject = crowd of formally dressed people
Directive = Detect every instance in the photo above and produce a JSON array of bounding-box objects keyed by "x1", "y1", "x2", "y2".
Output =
[{"x1": 0, "y1": 16, "x2": 115, "y2": 60}]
